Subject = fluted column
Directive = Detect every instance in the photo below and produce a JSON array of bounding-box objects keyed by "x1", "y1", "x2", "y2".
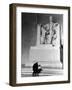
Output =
[{"x1": 36, "y1": 24, "x2": 40, "y2": 46}]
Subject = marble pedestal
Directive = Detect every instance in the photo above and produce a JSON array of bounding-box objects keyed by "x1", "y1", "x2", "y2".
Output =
[{"x1": 29, "y1": 45, "x2": 62, "y2": 69}]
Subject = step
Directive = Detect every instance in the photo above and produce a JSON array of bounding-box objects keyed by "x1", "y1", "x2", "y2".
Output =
[
  {"x1": 21, "y1": 73, "x2": 54, "y2": 77},
  {"x1": 21, "y1": 67, "x2": 63, "y2": 77},
  {"x1": 21, "y1": 71, "x2": 63, "y2": 77},
  {"x1": 22, "y1": 61, "x2": 62, "y2": 69},
  {"x1": 21, "y1": 67, "x2": 63, "y2": 73}
]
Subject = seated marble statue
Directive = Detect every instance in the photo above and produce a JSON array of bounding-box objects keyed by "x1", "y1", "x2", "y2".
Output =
[{"x1": 40, "y1": 22, "x2": 60, "y2": 47}]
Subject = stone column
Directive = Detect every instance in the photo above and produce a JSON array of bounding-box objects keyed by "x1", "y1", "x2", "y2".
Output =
[
  {"x1": 49, "y1": 16, "x2": 53, "y2": 44},
  {"x1": 36, "y1": 24, "x2": 40, "y2": 46}
]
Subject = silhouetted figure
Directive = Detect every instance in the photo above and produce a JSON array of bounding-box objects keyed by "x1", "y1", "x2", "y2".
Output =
[{"x1": 32, "y1": 62, "x2": 42, "y2": 76}]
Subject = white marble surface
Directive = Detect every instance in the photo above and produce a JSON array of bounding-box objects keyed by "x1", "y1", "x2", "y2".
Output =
[{"x1": 29, "y1": 46, "x2": 60, "y2": 62}]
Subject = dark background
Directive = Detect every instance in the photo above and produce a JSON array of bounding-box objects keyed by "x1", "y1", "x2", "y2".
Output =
[{"x1": 21, "y1": 13, "x2": 63, "y2": 64}]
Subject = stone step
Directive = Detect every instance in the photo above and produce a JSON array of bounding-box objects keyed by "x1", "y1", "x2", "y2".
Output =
[
  {"x1": 21, "y1": 67, "x2": 63, "y2": 77},
  {"x1": 22, "y1": 61, "x2": 62, "y2": 69},
  {"x1": 21, "y1": 73, "x2": 61, "y2": 77},
  {"x1": 21, "y1": 71, "x2": 63, "y2": 77},
  {"x1": 21, "y1": 73, "x2": 53, "y2": 77},
  {"x1": 22, "y1": 67, "x2": 63, "y2": 72}
]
